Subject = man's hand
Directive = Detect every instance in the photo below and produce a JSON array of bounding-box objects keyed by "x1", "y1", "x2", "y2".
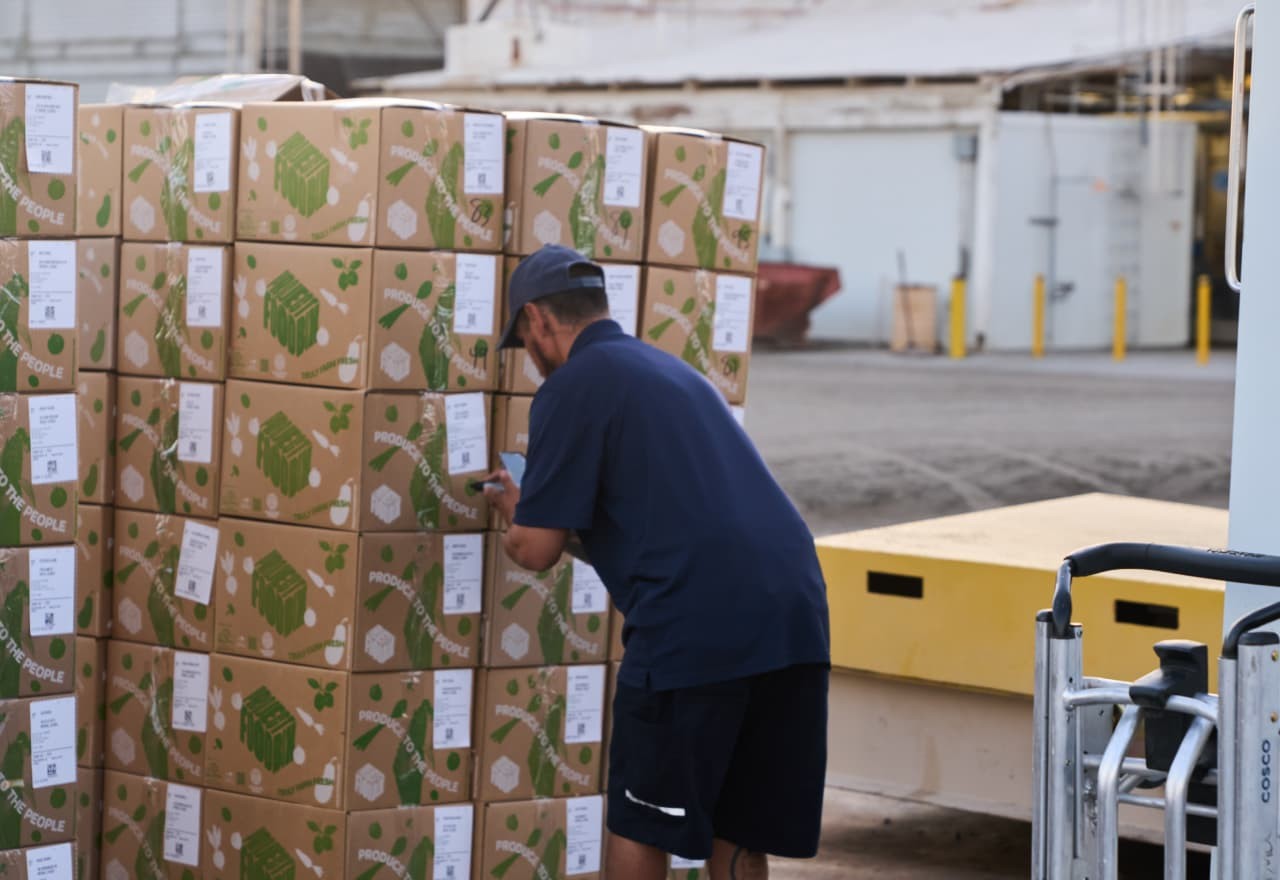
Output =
[{"x1": 481, "y1": 468, "x2": 520, "y2": 526}]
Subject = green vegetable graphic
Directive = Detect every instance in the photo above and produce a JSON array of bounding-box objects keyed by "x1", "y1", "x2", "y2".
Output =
[
  {"x1": 693, "y1": 168, "x2": 727, "y2": 269},
  {"x1": 150, "y1": 413, "x2": 179, "y2": 514},
  {"x1": 408, "y1": 424, "x2": 446, "y2": 528},
  {"x1": 136, "y1": 809, "x2": 167, "y2": 879},
  {"x1": 0, "y1": 581, "x2": 28, "y2": 696},
  {"x1": 95, "y1": 194, "x2": 112, "y2": 230},
  {"x1": 529, "y1": 695, "x2": 566, "y2": 796},
  {"x1": 76, "y1": 595, "x2": 94, "y2": 631},
  {"x1": 89, "y1": 329, "x2": 106, "y2": 364},
  {"x1": 160, "y1": 137, "x2": 193, "y2": 241},
  {"x1": 417, "y1": 283, "x2": 456, "y2": 390},
  {"x1": 568, "y1": 156, "x2": 604, "y2": 257},
  {"x1": 240, "y1": 686, "x2": 295, "y2": 772},
  {"x1": 141, "y1": 676, "x2": 174, "y2": 778},
  {"x1": 242, "y1": 827, "x2": 295, "y2": 880},
  {"x1": 403, "y1": 563, "x2": 441, "y2": 668},
  {"x1": 147, "y1": 545, "x2": 180, "y2": 646},
  {"x1": 257, "y1": 411, "x2": 312, "y2": 498},
  {"x1": 492, "y1": 827, "x2": 545, "y2": 879},
  {"x1": 275, "y1": 132, "x2": 330, "y2": 218},
  {"x1": 0, "y1": 732, "x2": 30, "y2": 847},
  {"x1": 367, "y1": 420, "x2": 422, "y2": 473},
  {"x1": 352, "y1": 698, "x2": 408, "y2": 752},
  {"x1": 536, "y1": 565, "x2": 573, "y2": 664},
  {"x1": 0, "y1": 119, "x2": 25, "y2": 235},
  {"x1": 156, "y1": 276, "x2": 187, "y2": 378},
  {"x1": 264, "y1": 271, "x2": 320, "y2": 355},
  {"x1": 82, "y1": 463, "x2": 99, "y2": 499},
  {"x1": 426, "y1": 143, "x2": 462, "y2": 248},
  {"x1": 394, "y1": 699, "x2": 433, "y2": 805},
  {"x1": 681, "y1": 300, "x2": 715, "y2": 377},
  {"x1": 307, "y1": 819, "x2": 337, "y2": 854},
  {"x1": 0, "y1": 428, "x2": 31, "y2": 545},
  {"x1": 0, "y1": 272, "x2": 29, "y2": 392},
  {"x1": 252, "y1": 550, "x2": 306, "y2": 636}
]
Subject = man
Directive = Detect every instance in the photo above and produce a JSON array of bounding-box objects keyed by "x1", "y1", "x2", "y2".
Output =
[{"x1": 482, "y1": 244, "x2": 831, "y2": 880}]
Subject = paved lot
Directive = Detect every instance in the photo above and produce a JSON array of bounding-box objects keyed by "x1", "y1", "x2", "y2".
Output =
[{"x1": 744, "y1": 348, "x2": 1234, "y2": 878}]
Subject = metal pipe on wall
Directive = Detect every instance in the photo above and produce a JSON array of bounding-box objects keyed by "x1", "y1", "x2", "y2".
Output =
[{"x1": 288, "y1": 0, "x2": 302, "y2": 74}]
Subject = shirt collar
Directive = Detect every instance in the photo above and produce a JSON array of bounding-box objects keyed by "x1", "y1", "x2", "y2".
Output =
[{"x1": 569, "y1": 318, "x2": 625, "y2": 358}]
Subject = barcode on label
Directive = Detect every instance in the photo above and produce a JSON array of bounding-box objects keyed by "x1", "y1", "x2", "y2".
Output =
[
  {"x1": 45, "y1": 763, "x2": 55, "y2": 778},
  {"x1": 445, "y1": 727, "x2": 453, "y2": 741},
  {"x1": 578, "y1": 856, "x2": 587, "y2": 867},
  {"x1": 205, "y1": 171, "x2": 214, "y2": 185},
  {"x1": 455, "y1": 593, "x2": 464, "y2": 607},
  {"x1": 576, "y1": 723, "x2": 585, "y2": 736},
  {"x1": 175, "y1": 842, "x2": 184, "y2": 856},
  {"x1": 461, "y1": 451, "x2": 470, "y2": 466},
  {"x1": 184, "y1": 710, "x2": 192, "y2": 724},
  {"x1": 46, "y1": 460, "x2": 56, "y2": 475},
  {"x1": 44, "y1": 305, "x2": 54, "y2": 319},
  {"x1": 446, "y1": 868, "x2": 455, "y2": 879},
  {"x1": 43, "y1": 613, "x2": 53, "y2": 627},
  {"x1": 188, "y1": 440, "x2": 197, "y2": 455},
  {"x1": 187, "y1": 579, "x2": 197, "y2": 592},
  {"x1": 41, "y1": 150, "x2": 51, "y2": 165}
]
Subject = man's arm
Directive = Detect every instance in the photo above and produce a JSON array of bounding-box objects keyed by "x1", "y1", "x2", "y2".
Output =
[{"x1": 483, "y1": 469, "x2": 571, "y2": 571}]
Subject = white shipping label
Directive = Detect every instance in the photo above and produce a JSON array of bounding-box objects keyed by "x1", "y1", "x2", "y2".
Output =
[
  {"x1": 565, "y1": 796, "x2": 604, "y2": 876},
  {"x1": 28, "y1": 545, "x2": 75, "y2": 637},
  {"x1": 443, "y1": 534, "x2": 483, "y2": 615},
  {"x1": 453, "y1": 254, "x2": 497, "y2": 336},
  {"x1": 602, "y1": 264, "x2": 640, "y2": 336},
  {"x1": 175, "y1": 519, "x2": 219, "y2": 605},
  {"x1": 564, "y1": 666, "x2": 604, "y2": 745},
  {"x1": 24, "y1": 844, "x2": 73, "y2": 880},
  {"x1": 713, "y1": 274, "x2": 752, "y2": 354},
  {"x1": 671, "y1": 857, "x2": 708, "y2": 870},
  {"x1": 177, "y1": 382, "x2": 214, "y2": 464},
  {"x1": 464, "y1": 113, "x2": 504, "y2": 195},
  {"x1": 603, "y1": 127, "x2": 644, "y2": 208},
  {"x1": 433, "y1": 669, "x2": 473, "y2": 750},
  {"x1": 27, "y1": 393, "x2": 77, "y2": 486},
  {"x1": 193, "y1": 112, "x2": 233, "y2": 193},
  {"x1": 27, "y1": 240, "x2": 76, "y2": 330},
  {"x1": 723, "y1": 142, "x2": 764, "y2": 222},
  {"x1": 571, "y1": 560, "x2": 607, "y2": 615},
  {"x1": 185, "y1": 247, "x2": 224, "y2": 328},
  {"x1": 434, "y1": 804, "x2": 474, "y2": 880},
  {"x1": 445, "y1": 392, "x2": 487, "y2": 475},
  {"x1": 29, "y1": 696, "x2": 75, "y2": 789},
  {"x1": 163, "y1": 783, "x2": 202, "y2": 866},
  {"x1": 171, "y1": 651, "x2": 210, "y2": 733},
  {"x1": 24, "y1": 85, "x2": 74, "y2": 175}
]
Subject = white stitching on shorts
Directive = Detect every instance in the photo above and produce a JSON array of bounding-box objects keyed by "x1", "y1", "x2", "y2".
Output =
[{"x1": 625, "y1": 789, "x2": 687, "y2": 818}]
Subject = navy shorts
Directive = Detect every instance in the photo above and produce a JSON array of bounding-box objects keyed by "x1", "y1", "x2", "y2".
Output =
[{"x1": 606, "y1": 663, "x2": 829, "y2": 861}]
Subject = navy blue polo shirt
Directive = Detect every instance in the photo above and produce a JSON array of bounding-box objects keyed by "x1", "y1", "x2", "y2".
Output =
[{"x1": 513, "y1": 319, "x2": 831, "y2": 691}]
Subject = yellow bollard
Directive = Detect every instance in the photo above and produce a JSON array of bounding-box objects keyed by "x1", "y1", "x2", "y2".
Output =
[
  {"x1": 1196, "y1": 274, "x2": 1211, "y2": 365},
  {"x1": 1113, "y1": 276, "x2": 1127, "y2": 362},
  {"x1": 949, "y1": 277, "x2": 966, "y2": 359},
  {"x1": 1032, "y1": 274, "x2": 1045, "y2": 358}
]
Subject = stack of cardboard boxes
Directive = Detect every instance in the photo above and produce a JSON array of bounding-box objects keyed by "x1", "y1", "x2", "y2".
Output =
[{"x1": 0, "y1": 76, "x2": 84, "y2": 877}]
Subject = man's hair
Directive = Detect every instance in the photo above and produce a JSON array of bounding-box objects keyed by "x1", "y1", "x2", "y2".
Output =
[{"x1": 536, "y1": 286, "x2": 609, "y2": 326}]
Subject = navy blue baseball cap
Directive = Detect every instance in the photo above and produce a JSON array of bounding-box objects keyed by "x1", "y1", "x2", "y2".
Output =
[{"x1": 499, "y1": 244, "x2": 606, "y2": 349}]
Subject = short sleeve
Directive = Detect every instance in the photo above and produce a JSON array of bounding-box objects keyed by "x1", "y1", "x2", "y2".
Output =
[{"x1": 513, "y1": 384, "x2": 604, "y2": 531}]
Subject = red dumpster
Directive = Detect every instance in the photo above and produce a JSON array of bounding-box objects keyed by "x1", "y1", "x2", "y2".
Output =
[{"x1": 753, "y1": 262, "x2": 842, "y2": 347}]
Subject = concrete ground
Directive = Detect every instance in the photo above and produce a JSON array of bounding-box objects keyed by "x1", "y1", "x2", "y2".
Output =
[{"x1": 744, "y1": 347, "x2": 1234, "y2": 878}]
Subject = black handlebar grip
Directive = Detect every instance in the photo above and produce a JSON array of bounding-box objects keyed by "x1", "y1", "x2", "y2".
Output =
[{"x1": 1067, "y1": 543, "x2": 1280, "y2": 586}]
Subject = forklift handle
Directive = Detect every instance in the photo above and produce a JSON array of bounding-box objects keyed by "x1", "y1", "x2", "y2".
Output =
[{"x1": 1049, "y1": 543, "x2": 1280, "y2": 638}]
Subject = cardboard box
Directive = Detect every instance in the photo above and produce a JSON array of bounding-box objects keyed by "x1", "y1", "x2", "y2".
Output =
[
  {"x1": 609, "y1": 607, "x2": 624, "y2": 662},
  {"x1": 477, "y1": 665, "x2": 605, "y2": 802},
  {"x1": 74, "y1": 504, "x2": 112, "y2": 638},
  {"x1": 0, "y1": 843, "x2": 77, "y2": 878},
  {"x1": 491, "y1": 393, "x2": 530, "y2": 460},
  {"x1": 0, "y1": 79, "x2": 78, "y2": 238},
  {"x1": 369, "y1": 249, "x2": 501, "y2": 392},
  {"x1": 213, "y1": 518, "x2": 360, "y2": 670},
  {"x1": 377, "y1": 103, "x2": 504, "y2": 252},
  {"x1": 0, "y1": 392, "x2": 78, "y2": 547},
  {"x1": 75, "y1": 636, "x2": 105, "y2": 768},
  {"x1": 0, "y1": 545, "x2": 77, "y2": 696},
  {"x1": 640, "y1": 266, "x2": 754, "y2": 405},
  {"x1": 75, "y1": 766, "x2": 101, "y2": 880},
  {"x1": 484, "y1": 549, "x2": 610, "y2": 668},
  {"x1": 644, "y1": 127, "x2": 765, "y2": 274},
  {"x1": 346, "y1": 804, "x2": 475, "y2": 880},
  {"x1": 219, "y1": 379, "x2": 365, "y2": 530},
  {"x1": 101, "y1": 769, "x2": 203, "y2": 879},
  {"x1": 112, "y1": 509, "x2": 216, "y2": 652},
  {"x1": 603, "y1": 660, "x2": 619, "y2": 790},
  {"x1": 669, "y1": 856, "x2": 708, "y2": 878},
  {"x1": 498, "y1": 254, "x2": 544, "y2": 395},
  {"x1": 143, "y1": 72, "x2": 332, "y2": 105},
  {"x1": 76, "y1": 237, "x2": 119, "y2": 371},
  {"x1": 204, "y1": 654, "x2": 349, "y2": 808},
  {"x1": 0, "y1": 239, "x2": 79, "y2": 393},
  {"x1": 202, "y1": 788, "x2": 346, "y2": 880},
  {"x1": 505, "y1": 114, "x2": 648, "y2": 261},
  {"x1": 230, "y1": 241, "x2": 374, "y2": 389},
  {"x1": 115, "y1": 377, "x2": 223, "y2": 519},
  {"x1": 104, "y1": 642, "x2": 207, "y2": 784},
  {"x1": 353, "y1": 531, "x2": 483, "y2": 672},
  {"x1": 76, "y1": 371, "x2": 114, "y2": 505},
  {"x1": 479, "y1": 796, "x2": 604, "y2": 880},
  {"x1": 0, "y1": 694, "x2": 78, "y2": 846},
  {"x1": 118, "y1": 242, "x2": 232, "y2": 381},
  {"x1": 362, "y1": 391, "x2": 490, "y2": 532},
  {"x1": 77, "y1": 104, "x2": 122, "y2": 236},
  {"x1": 345, "y1": 669, "x2": 473, "y2": 809},
  {"x1": 122, "y1": 105, "x2": 238, "y2": 243},
  {"x1": 236, "y1": 100, "x2": 383, "y2": 247}
]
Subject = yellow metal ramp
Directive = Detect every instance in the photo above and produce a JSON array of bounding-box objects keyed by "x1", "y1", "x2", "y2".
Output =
[{"x1": 817, "y1": 493, "x2": 1229, "y2": 696}]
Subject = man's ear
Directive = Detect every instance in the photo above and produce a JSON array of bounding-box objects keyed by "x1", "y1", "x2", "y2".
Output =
[{"x1": 524, "y1": 301, "x2": 549, "y2": 338}]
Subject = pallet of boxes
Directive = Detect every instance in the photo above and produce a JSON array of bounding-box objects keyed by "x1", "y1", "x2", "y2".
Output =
[{"x1": 0, "y1": 76, "x2": 86, "y2": 879}]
